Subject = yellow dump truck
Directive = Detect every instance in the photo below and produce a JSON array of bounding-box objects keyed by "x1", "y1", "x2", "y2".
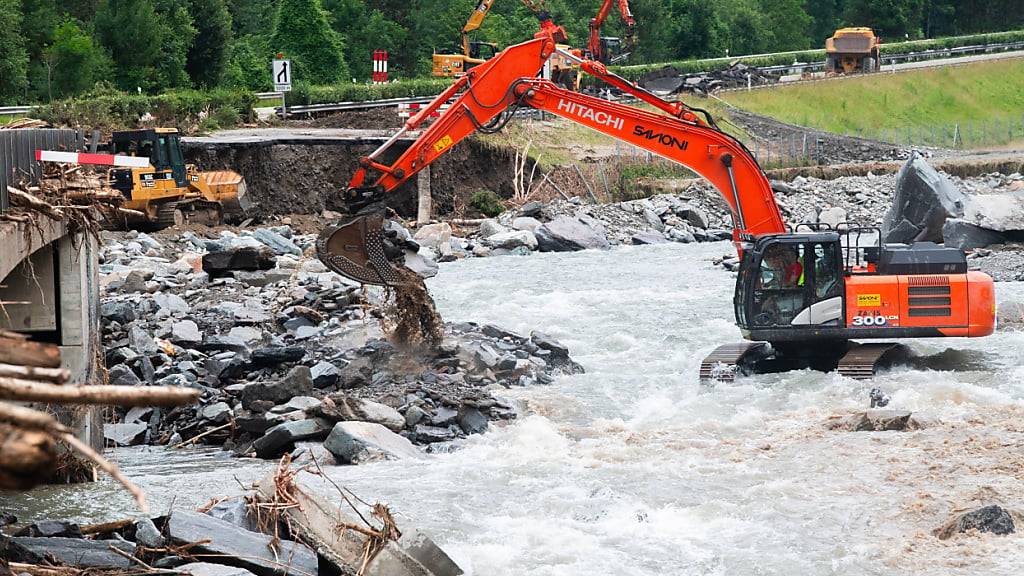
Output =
[{"x1": 826, "y1": 28, "x2": 882, "y2": 74}]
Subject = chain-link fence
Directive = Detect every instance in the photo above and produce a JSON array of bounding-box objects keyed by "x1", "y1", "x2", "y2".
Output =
[{"x1": 851, "y1": 116, "x2": 1024, "y2": 149}]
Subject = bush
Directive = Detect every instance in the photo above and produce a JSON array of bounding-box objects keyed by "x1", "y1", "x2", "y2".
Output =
[
  {"x1": 469, "y1": 190, "x2": 505, "y2": 217},
  {"x1": 290, "y1": 78, "x2": 453, "y2": 105},
  {"x1": 36, "y1": 88, "x2": 256, "y2": 131}
]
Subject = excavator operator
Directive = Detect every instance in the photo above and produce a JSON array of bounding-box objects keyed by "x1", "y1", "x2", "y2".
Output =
[{"x1": 762, "y1": 245, "x2": 803, "y2": 289}]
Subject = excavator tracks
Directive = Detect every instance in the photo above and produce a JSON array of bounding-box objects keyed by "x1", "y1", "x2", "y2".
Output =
[
  {"x1": 836, "y1": 343, "x2": 908, "y2": 380},
  {"x1": 699, "y1": 342, "x2": 771, "y2": 384}
]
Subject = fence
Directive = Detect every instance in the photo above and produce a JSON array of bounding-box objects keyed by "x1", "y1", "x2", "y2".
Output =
[
  {"x1": 848, "y1": 116, "x2": 1024, "y2": 150},
  {"x1": 0, "y1": 129, "x2": 87, "y2": 213}
]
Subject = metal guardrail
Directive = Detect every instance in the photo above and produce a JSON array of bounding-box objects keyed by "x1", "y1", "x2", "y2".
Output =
[
  {"x1": 0, "y1": 106, "x2": 34, "y2": 116},
  {"x1": 280, "y1": 96, "x2": 438, "y2": 117},
  {"x1": 0, "y1": 129, "x2": 86, "y2": 213},
  {"x1": 255, "y1": 92, "x2": 284, "y2": 102}
]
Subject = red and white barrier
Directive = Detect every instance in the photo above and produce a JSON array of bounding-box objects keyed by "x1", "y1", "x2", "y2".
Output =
[
  {"x1": 398, "y1": 102, "x2": 451, "y2": 119},
  {"x1": 35, "y1": 150, "x2": 151, "y2": 168},
  {"x1": 372, "y1": 50, "x2": 389, "y2": 84}
]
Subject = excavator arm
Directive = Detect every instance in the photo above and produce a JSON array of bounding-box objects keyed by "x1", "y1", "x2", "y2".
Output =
[
  {"x1": 588, "y1": 0, "x2": 635, "y2": 62},
  {"x1": 320, "y1": 22, "x2": 784, "y2": 286},
  {"x1": 461, "y1": 0, "x2": 498, "y2": 59}
]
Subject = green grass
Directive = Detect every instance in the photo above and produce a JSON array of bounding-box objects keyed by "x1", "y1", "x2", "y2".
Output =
[
  {"x1": 0, "y1": 114, "x2": 26, "y2": 125},
  {"x1": 723, "y1": 58, "x2": 1024, "y2": 149}
]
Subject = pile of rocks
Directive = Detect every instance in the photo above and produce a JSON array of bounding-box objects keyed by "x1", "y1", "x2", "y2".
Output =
[
  {"x1": 640, "y1": 62, "x2": 778, "y2": 95},
  {"x1": 99, "y1": 225, "x2": 582, "y2": 463}
]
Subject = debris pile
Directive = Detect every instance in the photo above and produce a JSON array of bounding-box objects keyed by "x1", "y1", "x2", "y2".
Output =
[
  {"x1": 640, "y1": 62, "x2": 778, "y2": 95},
  {"x1": 0, "y1": 460, "x2": 465, "y2": 575},
  {"x1": 98, "y1": 225, "x2": 583, "y2": 461}
]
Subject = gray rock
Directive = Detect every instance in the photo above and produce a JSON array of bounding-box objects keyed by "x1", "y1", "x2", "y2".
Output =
[
  {"x1": 104, "y1": 422, "x2": 147, "y2": 446},
  {"x1": 518, "y1": 201, "x2": 544, "y2": 217},
  {"x1": 512, "y1": 216, "x2": 542, "y2": 232},
  {"x1": 177, "y1": 563, "x2": 257, "y2": 576},
  {"x1": 642, "y1": 208, "x2": 665, "y2": 232},
  {"x1": 124, "y1": 406, "x2": 153, "y2": 424},
  {"x1": 128, "y1": 325, "x2": 159, "y2": 355},
  {"x1": 678, "y1": 205, "x2": 710, "y2": 229},
  {"x1": 403, "y1": 249, "x2": 439, "y2": 279},
  {"x1": 885, "y1": 218, "x2": 923, "y2": 244},
  {"x1": 253, "y1": 418, "x2": 332, "y2": 458},
  {"x1": 5, "y1": 537, "x2": 135, "y2": 567},
  {"x1": 251, "y1": 228, "x2": 302, "y2": 256},
  {"x1": 324, "y1": 421, "x2": 424, "y2": 463},
  {"x1": 135, "y1": 518, "x2": 165, "y2": 548},
  {"x1": 171, "y1": 320, "x2": 202, "y2": 345},
  {"x1": 479, "y1": 219, "x2": 509, "y2": 238},
  {"x1": 109, "y1": 364, "x2": 142, "y2": 387},
  {"x1": 835, "y1": 410, "x2": 914, "y2": 432},
  {"x1": 290, "y1": 441, "x2": 337, "y2": 466},
  {"x1": 202, "y1": 247, "x2": 276, "y2": 277},
  {"x1": 314, "y1": 394, "x2": 405, "y2": 432},
  {"x1": 882, "y1": 155, "x2": 966, "y2": 243},
  {"x1": 232, "y1": 270, "x2": 292, "y2": 287},
  {"x1": 201, "y1": 402, "x2": 232, "y2": 424},
  {"x1": 413, "y1": 223, "x2": 453, "y2": 256},
  {"x1": 963, "y1": 193, "x2": 1024, "y2": 232},
  {"x1": 167, "y1": 510, "x2": 316, "y2": 576},
  {"x1": 153, "y1": 293, "x2": 190, "y2": 316},
  {"x1": 206, "y1": 499, "x2": 259, "y2": 532},
  {"x1": 818, "y1": 207, "x2": 848, "y2": 229},
  {"x1": 250, "y1": 346, "x2": 305, "y2": 367},
  {"x1": 667, "y1": 228, "x2": 696, "y2": 243},
  {"x1": 458, "y1": 408, "x2": 489, "y2": 435},
  {"x1": 485, "y1": 230, "x2": 538, "y2": 251},
  {"x1": 122, "y1": 269, "x2": 152, "y2": 293},
  {"x1": 414, "y1": 424, "x2": 457, "y2": 444},
  {"x1": 632, "y1": 231, "x2": 668, "y2": 245},
  {"x1": 240, "y1": 366, "x2": 313, "y2": 407},
  {"x1": 405, "y1": 405, "x2": 427, "y2": 427},
  {"x1": 937, "y1": 505, "x2": 1016, "y2": 540},
  {"x1": 531, "y1": 331, "x2": 569, "y2": 358},
  {"x1": 942, "y1": 219, "x2": 1006, "y2": 250},
  {"x1": 270, "y1": 396, "x2": 322, "y2": 414},
  {"x1": 430, "y1": 406, "x2": 458, "y2": 426},
  {"x1": 13, "y1": 520, "x2": 82, "y2": 538},
  {"x1": 101, "y1": 301, "x2": 136, "y2": 324},
  {"x1": 534, "y1": 216, "x2": 610, "y2": 252},
  {"x1": 310, "y1": 360, "x2": 341, "y2": 388}
]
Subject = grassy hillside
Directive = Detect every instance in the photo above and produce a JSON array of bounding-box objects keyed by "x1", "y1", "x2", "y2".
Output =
[{"x1": 723, "y1": 58, "x2": 1024, "y2": 149}]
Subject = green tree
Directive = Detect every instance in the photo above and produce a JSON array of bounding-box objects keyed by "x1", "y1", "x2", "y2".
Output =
[
  {"x1": 94, "y1": 0, "x2": 164, "y2": 90},
  {"x1": 21, "y1": 0, "x2": 61, "y2": 99},
  {"x1": 760, "y1": 0, "x2": 813, "y2": 51},
  {"x1": 806, "y1": 0, "x2": 844, "y2": 44},
  {"x1": 187, "y1": 0, "x2": 233, "y2": 86},
  {"x1": 324, "y1": 0, "x2": 409, "y2": 79},
  {"x1": 43, "y1": 19, "x2": 114, "y2": 99},
  {"x1": 844, "y1": 0, "x2": 924, "y2": 39},
  {"x1": 223, "y1": 34, "x2": 272, "y2": 90},
  {"x1": 0, "y1": 0, "x2": 29, "y2": 102},
  {"x1": 228, "y1": 0, "x2": 276, "y2": 36},
  {"x1": 155, "y1": 0, "x2": 197, "y2": 89},
  {"x1": 271, "y1": 0, "x2": 349, "y2": 83},
  {"x1": 669, "y1": 0, "x2": 727, "y2": 59}
]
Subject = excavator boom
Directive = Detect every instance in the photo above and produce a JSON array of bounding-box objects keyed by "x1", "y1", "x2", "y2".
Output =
[{"x1": 589, "y1": 0, "x2": 635, "y2": 62}]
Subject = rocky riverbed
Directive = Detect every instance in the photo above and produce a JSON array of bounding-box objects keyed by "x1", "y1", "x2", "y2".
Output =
[{"x1": 99, "y1": 226, "x2": 583, "y2": 463}]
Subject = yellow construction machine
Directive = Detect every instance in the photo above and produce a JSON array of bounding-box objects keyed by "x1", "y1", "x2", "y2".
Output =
[
  {"x1": 107, "y1": 128, "x2": 250, "y2": 229},
  {"x1": 432, "y1": 0, "x2": 501, "y2": 77},
  {"x1": 826, "y1": 28, "x2": 882, "y2": 74}
]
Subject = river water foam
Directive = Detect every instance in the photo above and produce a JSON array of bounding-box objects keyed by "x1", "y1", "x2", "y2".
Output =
[{"x1": 7, "y1": 243, "x2": 1024, "y2": 575}]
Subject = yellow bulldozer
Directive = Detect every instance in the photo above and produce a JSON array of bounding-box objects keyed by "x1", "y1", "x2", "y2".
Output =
[
  {"x1": 825, "y1": 28, "x2": 882, "y2": 74},
  {"x1": 106, "y1": 128, "x2": 250, "y2": 229}
]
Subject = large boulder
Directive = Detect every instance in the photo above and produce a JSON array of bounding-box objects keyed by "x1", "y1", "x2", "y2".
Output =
[
  {"x1": 478, "y1": 219, "x2": 509, "y2": 239},
  {"x1": 485, "y1": 230, "x2": 538, "y2": 251},
  {"x1": 2, "y1": 537, "x2": 135, "y2": 567},
  {"x1": 253, "y1": 418, "x2": 332, "y2": 459},
  {"x1": 167, "y1": 510, "x2": 316, "y2": 576},
  {"x1": 202, "y1": 247, "x2": 276, "y2": 277},
  {"x1": 313, "y1": 394, "x2": 405, "y2": 432},
  {"x1": 413, "y1": 223, "x2": 453, "y2": 256},
  {"x1": 104, "y1": 422, "x2": 148, "y2": 446},
  {"x1": 324, "y1": 422, "x2": 424, "y2": 464},
  {"x1": 240, "y1": 365, "x2": 313, "y2": 407},
  {"x1": 882, "y1": 155, "x2": 966, "y2": 244},
  {"x1": 534, "y1": 216, "x2": 610, "y2": 252},
  {"x1": 962, "y1": 193, "x2": 1024, "y2": 232},
  {"x1": 935, "y1": 505, "x2": 1016, "y2": 540},
  {"x1": 942, "y1": 218, "x2": 1006, "y2": 250}
]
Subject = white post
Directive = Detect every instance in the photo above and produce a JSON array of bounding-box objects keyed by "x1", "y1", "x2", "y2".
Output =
[{"x1": 417, "y1": 166, "x2": 432, "y2": 225}]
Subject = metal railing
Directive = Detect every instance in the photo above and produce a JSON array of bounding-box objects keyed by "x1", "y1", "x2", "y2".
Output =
[{"x1": 0, "y1": 129, "x2": 86, "y2": 213}]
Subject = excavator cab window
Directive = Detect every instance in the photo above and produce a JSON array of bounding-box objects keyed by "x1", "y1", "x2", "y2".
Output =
[
  {"x1": 739, "y1": 235, "x2": 845, "y2": 330},
  {"x1": 161, "y1": 134, "x2": 187, "y2": 187},
  {"x1": 470, "y1": 42, "x2": 498, "y2": 61}
]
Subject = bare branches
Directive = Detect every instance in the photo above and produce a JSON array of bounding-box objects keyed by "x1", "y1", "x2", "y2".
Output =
[{"x1": 6, "y1": 186, "x2": 66, "y2": 221}]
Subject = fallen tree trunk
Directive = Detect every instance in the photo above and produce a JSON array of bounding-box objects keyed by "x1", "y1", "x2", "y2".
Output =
[
  {"x1": 6, "y1": 186, "x2": 66, "y2": 221},
  {"x1": 0, "y1": 334, "x2": 62, "y2": 368},
  {"x1": 0, "y1": 423, "x2": 57, "y2": 490},
  {"x1": 0, "y1": 363, "x2": 69, "y2": 383},
  {"x1": 0, "y1": 379, "x2": 201, "y2": 407}
]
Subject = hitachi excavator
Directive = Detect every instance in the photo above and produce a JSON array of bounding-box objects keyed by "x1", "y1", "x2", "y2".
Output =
[{"x1": 317, "y1": 17, "x2": 996, "y2": 382}]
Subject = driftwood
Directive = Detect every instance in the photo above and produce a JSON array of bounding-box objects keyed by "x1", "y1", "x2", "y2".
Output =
[
  {"x1": 6, "y1": 186, "x2": 66, "y2": 220},
  {"x1": 0, "y1": 379, "x2": 201, "y2": 407},
  {"x1": 0, "y1": 333, "x2": 62, "y2": 368},
  {"x1": 0, "y1": 362, "x2": 69, "y2": 383},
  {"x1": 0, "y1": 423, "x2": 58, "y2": 490}
]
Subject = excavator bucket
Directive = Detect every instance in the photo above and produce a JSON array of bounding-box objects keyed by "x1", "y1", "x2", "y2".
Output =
[{"x1": 316, "y1": 213, "x2": 413, "y2": 286}]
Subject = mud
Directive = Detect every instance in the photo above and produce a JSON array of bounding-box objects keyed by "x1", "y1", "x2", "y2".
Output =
[
  {"x1": 385, "y1": 268, "x2": 444, "y2": 349},
  {"x1": 304, "y1": 107, "x2": 405, "y2": 130}
]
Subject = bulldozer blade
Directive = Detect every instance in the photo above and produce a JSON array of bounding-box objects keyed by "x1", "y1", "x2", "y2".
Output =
[
  {"x1": 200, "y1": 170, "x2": 252, "y2": 218},
  {"x1": 316, "y1": 213, "x2": 411, "y2": 286}
]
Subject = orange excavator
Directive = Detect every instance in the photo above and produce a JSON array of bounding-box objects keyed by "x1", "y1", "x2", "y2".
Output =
[
  {"x1": 587, "y1": 0, "x2": 635, "y2": 64},
  {"x1": 316, "y1": 17, "x2": 996, "y2": 382}
]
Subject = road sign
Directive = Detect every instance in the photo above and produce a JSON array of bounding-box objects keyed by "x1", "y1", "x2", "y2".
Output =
[{"x1": 273, "y1": 59, "x2": 292, "y2": 92}]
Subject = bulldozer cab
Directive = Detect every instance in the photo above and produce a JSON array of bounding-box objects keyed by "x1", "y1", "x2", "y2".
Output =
[
  {"x1": 735, "y1": 234, "x2": 845, "y2": 335},
  {"x1": 112, "y1": 129, "x2": 187, "y2": 187}
]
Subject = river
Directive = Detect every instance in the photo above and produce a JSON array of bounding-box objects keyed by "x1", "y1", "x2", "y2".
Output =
[{"x1": 6, "y1": 242, "x2": 1024, "y2": 575}]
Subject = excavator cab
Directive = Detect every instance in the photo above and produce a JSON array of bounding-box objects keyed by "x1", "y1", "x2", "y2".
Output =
[{"x1": 735, "y1": 234, "x2": 845, "y2": 336}]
